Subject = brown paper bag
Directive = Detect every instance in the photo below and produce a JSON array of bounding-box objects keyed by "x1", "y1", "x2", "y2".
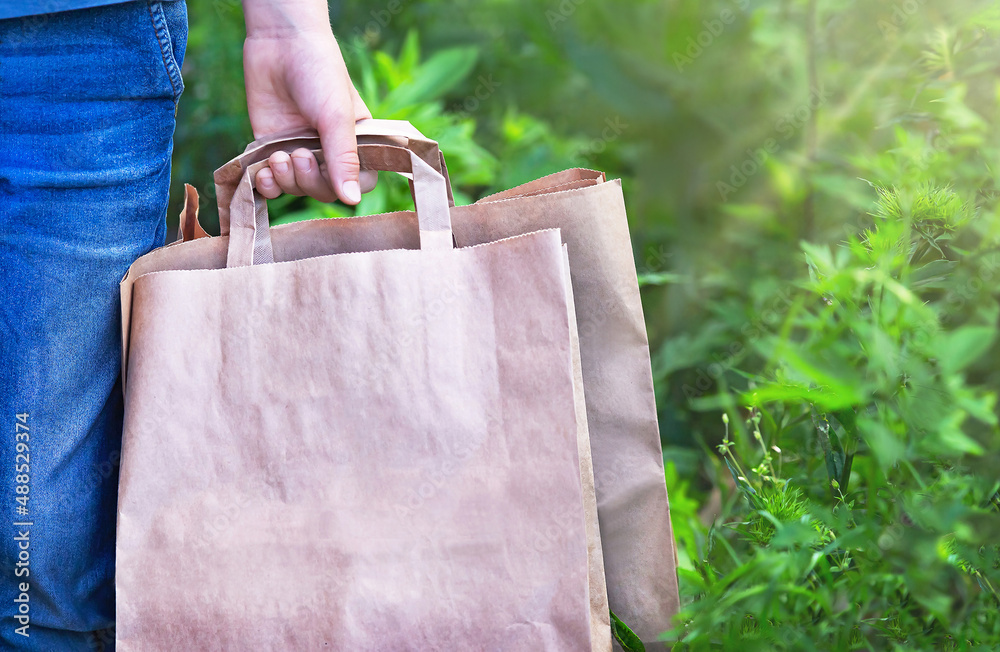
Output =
[
  {"x1": 456, "y1": 172, "x2": 682, "y2": 649},
  {"x1": 213, "y1": 127, "x2": 683, "y2": 646},
  {"x1": 117, "y1": 132, "x2": 606, "y2": 650}
]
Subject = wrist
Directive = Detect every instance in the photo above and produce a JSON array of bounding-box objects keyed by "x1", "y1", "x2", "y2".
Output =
[{"x1": 242, "y1": 0, "x2": 333, "y2": 39}]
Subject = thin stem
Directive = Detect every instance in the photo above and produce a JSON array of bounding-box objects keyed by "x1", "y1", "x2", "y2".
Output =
[{"x1": 803, "y1": 0, "x2": 819, "y2": 240}]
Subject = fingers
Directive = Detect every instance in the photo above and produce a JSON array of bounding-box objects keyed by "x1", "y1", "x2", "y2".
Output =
[
  {"x1": 256, "y1": 167, "x2": 280, "y2": 199},
  {"x1": 254, "y1": 151, "x2": 377, "y2": 200},
  {"x1": 258, "y1": 151, "x2": 297, "y2": 199},
  {"x1": 359, "y1": 170, "x2": 378, "y2": 194},
  {"x1": 256, "y1": 149, "x2": 338, "y2": 202},
  {"x1": 288, "y1": 149, "x2": 337, "y2": 202},
  {"x1": 252, "y1": 78, "x2": 378, "y2": 204}
]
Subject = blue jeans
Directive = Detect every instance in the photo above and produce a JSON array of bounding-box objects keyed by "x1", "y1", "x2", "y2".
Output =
[{"x1": 0, "y1": 2, "x2": 186, "y2": 649}]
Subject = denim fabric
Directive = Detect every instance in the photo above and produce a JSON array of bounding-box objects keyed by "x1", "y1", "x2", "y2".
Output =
[
  {"x1": 0, "y1": 2, "x2": 133, "y2": 21},
  {"x1": 0, "y1": 1, "x2": 186, "y2": 649}
]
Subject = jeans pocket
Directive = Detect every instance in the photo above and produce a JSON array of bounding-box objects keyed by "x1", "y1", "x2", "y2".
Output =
[{"x1": 146, "y1": 0, "x2": 187, "y2": 104}]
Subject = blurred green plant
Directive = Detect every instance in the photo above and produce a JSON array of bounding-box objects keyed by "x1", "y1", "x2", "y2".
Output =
[
  {"x1": 651, "y1": 3, "x2": 1000, "y2": 646},
  {"x1": 663, "y1": 180, "x2": 1000, "y2": 649}
]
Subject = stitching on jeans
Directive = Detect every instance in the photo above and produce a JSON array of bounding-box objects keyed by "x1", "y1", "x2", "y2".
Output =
[{"x1": 146, "y1": 1, "x2": 183, "y2": 103}]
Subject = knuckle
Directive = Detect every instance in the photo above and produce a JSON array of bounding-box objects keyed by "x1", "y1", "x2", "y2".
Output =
[{"x1": 333, "y1": 149, "x2": 361, "y2": 175}]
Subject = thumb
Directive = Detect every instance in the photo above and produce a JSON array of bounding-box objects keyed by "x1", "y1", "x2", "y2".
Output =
[
  {"x1": 317, "y1": 81, "x2": 373, "y2": 206},
  {"x1": 316, "y1": 78, "x2": 367, "y2": 205},
  {"x1": 350, "y1": 88, "x2": 378, "y2": 194}
]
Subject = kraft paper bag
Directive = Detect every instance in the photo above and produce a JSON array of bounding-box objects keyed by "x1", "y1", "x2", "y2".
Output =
[
  {"x1": 116, "y1": 129, "x2": 607, "y2": 650},
  {"x1": 216, "y1": 127, "x2": 683, "y2": 646},
  {"x1": 455, "y1": 173, "x2": 682, "y2": 649}
]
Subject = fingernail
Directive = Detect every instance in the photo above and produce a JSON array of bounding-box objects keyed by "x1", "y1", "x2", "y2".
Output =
[
  {"x1": 292, "y1": 156, "x2": 311, "y2": 173},
  {"x1": 259, "y1": 174, "x2": 274, "y2": 190},
  {"x1": 343, "y1": 180, "x2": 361, "y2": 204},
  {"x1": 273, "y1": 160, "x2": 289, "y2": 175}
]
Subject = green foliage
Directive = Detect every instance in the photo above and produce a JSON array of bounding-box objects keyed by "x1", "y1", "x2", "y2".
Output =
[
  {"x1": 174, "y1": 0, "x2": 1000, "y2": 648},
  {"x1": 662, "y1": 39, "x2": 1000, "y2": 652},
  {"x1": 611, "y1": 609, "x2": 647, "y2": 652},
  {"x1": 664, "y1": 172, "x2": 1000, "y2": 647},
  {"x1": 635, "y1": 0, "x2": 1000, "y2": 647}
]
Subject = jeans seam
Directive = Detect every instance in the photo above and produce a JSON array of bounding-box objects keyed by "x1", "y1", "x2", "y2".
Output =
[{"x1": 146, "y1": 0, "x2": 184, "y2": 104}]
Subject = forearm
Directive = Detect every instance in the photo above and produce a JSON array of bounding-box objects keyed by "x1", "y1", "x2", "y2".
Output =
[{"x1": 241, "y1": 0, "x2": 333, "y2": 38}]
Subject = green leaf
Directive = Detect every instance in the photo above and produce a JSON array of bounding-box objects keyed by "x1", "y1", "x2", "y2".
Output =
[
  {"x1": 814, "y1": 410, "x2": 846, "y2": 494},
  {"x1": 610, "y1": 610, "x2": 646, "y2": 652},
  {"x1": 936, "y1": 326, "x2": 998, "y2": 374},
  {"x1": 859, "y1": 417, "x2": 906, "y2": 471},
  {"x1": 829, "y1": 412, "x2": 856, "y2": 490},
  {"x1": 637, "y1": 272, "x2": 683, "y2": 288},
  {"x1": 909, "y1": 258, "x2": 958, "y2": 288},
  {"x1": 382, "y1": 46, "x2": 479, "y2": 111},
  {"x1": 398, "y1": 29, "x2": 421, "y2": 74},
  {"x1": 801, "y1": 241, "x2": 836, "y2": 278}
]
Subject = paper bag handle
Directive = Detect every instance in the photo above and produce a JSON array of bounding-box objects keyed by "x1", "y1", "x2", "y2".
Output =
[
  {"x1": 225, "y1": 142, "x2": 453, "y2": 268},
  {"x1": 214, "y1": 119, "x2": 455, "y2": 236}
]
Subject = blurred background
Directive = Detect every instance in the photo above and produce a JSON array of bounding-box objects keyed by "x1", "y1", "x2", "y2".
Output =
[{"x1": 174, "y1": 1, "x2": 1000, "y2": 648}]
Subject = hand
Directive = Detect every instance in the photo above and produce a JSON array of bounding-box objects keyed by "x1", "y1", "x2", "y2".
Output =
[{"x1": 242, "y1": 1, "x2": 377, "y2": 205}]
